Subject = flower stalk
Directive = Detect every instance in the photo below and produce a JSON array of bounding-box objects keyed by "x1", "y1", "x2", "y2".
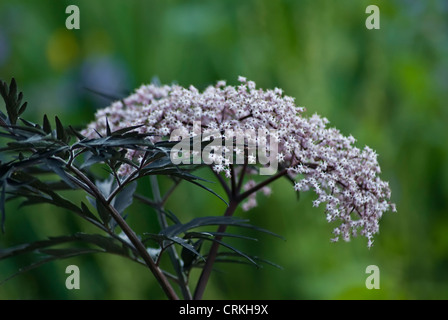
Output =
[{"x1": 0, "y1": 77, "x2": 395, "y2": 300}]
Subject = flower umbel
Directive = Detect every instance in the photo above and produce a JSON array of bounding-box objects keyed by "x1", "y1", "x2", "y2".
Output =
[{"x1": 83, "y1": 77, "x2": 396, "y2": 247}]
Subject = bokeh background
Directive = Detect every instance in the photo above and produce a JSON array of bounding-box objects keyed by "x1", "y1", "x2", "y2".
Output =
[{"x1": 0, "y1": 0, "x2": 447, "y2": 299}]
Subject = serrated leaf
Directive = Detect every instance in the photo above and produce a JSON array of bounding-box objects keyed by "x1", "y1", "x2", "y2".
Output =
[
  {"x1": 0, "y1": 235, "x2": 78, "y2": 259},
  {"x1": 80, "y1": 201, "x2": 102, "y2": 224},
  {"x1": 162, "y1": 209, "x2": 182, "y2": 225},
  {"x1": 55, "y1": 116, "x2": 65, "y2": 141},
  {"x1": 80, "y1": 136, "x2": 154, "y2": 148},
  {"x1": 159, "y1": 216, "x2": 240, "y2": 238},
  {"x1": 43, "y1": 158, "x2": 76, "y2": 189},
  {"x1": 9, "y1": 78, "x2": 17, "y2": 101},
  {"x1": 0, "y1": 233, "x2": 129, "y2": 261},
  {"x1": 184, "y1": 231, "x2": 258, "y2": 242},
  {"x1": 0, "y1": 230, "x2": 143, "y2": 285},
  {"x1": 105, "y1": 118, "x2": 112, "y2": 136},
  {"x1": 81, "y1": 151, "x2": 112, "y2": 169},
  {"x1": 212, "y1": 252, "x2": 283, "y2": 270},
  {"x1": 95, "y1": 177, "x2": 114, "y2": 198},
  {"x1": 6, "y1": 135, "x2": 56, "y2": 150},
  {"x1": 5, "y1": 79, "x2": 18, "y2": 125},
  {"x1": 68, "y1": 125, "x2": 86, "y2": 140},
  {"x1": 16, "y1": 92, "x2": 23, "y2": 107},
  {"x1": 143, "y1": 233, "x2": 203, "y2": 261},
  {"x1": 18, "y1": 102, "x2": 27, "y2": 116},
  {"x1": 141, "y1": 153, "x2": 170, "y2": 169},
  {"x1": 96, "y1": 199, "x2": 111, "y2": 225},
  {"x1": 182, "y1": 179, "x2": 228, "y2": 206},
  {"x1": 160, "y1": 216, "x2": 281, "y2": 239},
  {"x1": 13, "y1": 186, "x2": 102, "y2": 227},
  {"x1": 18, "y1": 118, "x2": 36, "y2": 128},
  {"x1": 112, "y1": 181, "x2": 137, "y2": 214},
  {"x1": 0, "y1": 80, "x2": 7, "y2": 100},
  {"x1": 181, "y1": 238, "x2": 203, "y2": 271},
  {"x1": 111, "y1": 124, "x2": 145, "y2": 136},
  {"x1": 77, "y1": 233, "x2": 130, "y2": 255},
  {"x1": 0, "y1": 249, "x2": 100, "y2": 286},
  {"x1": 18, "y1": 193, "x2": 54, "y2": 207},
  {"x1": 193, "y1": 235, "x2": 258, "y2": 267},
  {"x1": 9, "y1": 122, "x2": 46, "y2": 135},
  {"x1": 39, "y1": 247, "x2": 100, "y2": 257},
  {"x1": 43, "y1": 115, "x2": 51, "y2": 134},
  {"x1": 139, "y1": 165, "x2": 228, "y2": 205}
]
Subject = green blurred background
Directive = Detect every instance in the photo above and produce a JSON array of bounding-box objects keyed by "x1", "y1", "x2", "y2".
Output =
[{"x1": 0, "y1": 0, "x2": 447, "y2": 299}]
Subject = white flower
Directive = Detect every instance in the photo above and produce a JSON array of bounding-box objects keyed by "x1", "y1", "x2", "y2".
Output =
[
  {"x1": 248, "y1": 154, "x2": 256, "y2": 164},
  {"x1": 83, "y1": 77, "x2": 395, "y2": 247},
  {"x1": 238, "y1": 76, "x2": 247, "y2": 83}
]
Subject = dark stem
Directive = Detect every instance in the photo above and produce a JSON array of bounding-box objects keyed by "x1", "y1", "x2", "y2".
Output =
[
  {"x1": 193, "y1": 198, "x2": 239, "y2": 300},
  {"x1": 230, "y1": 164, "x2": 236, "y2": 196},
  {"x1": 237, "y1": 169, "x2": 287, "y2": 201},
  {"x1": 68, "y1": 165, "x2": 179, "y2": 300},
  {"x1": 106, "y1": 167, "x2": 139, "y2": 203},
  {"x1": 150, "y1": 176, "x2": 192, "y2": 300},
  {"x1": 211, "y1": 168, "x2": 231, "y2": 198},
  {"x1": 134, "y1": 193, "x2": 158, "y2": 207},
  {"x1": 236, "y1": 157, "x2": 248, "y2": 193},
  {"x1": 160, "y1": 179, "x2": 181, "y2": 207},
  {"x1": 193, "y1": 168, "x2": 288, "y2": 300},
  {"x1": 108, "y1": 160, "x2": 122, "y2": 188}
]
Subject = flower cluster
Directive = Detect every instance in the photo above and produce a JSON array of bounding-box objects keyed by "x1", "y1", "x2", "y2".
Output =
[{"x1": 82, "y1": 76, "x2": 396, "y2": 247}]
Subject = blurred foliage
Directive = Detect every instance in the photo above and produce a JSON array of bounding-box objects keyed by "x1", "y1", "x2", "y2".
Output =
[{"x1": 0, "y1": 0, "x2": 447, "y2": 299}]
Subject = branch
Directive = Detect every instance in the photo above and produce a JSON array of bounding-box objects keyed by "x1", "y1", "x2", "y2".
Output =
[
  {"x1": 237, "y1": 169, "x2": 287, "y2": 201},
  {"x1": 236, "y1": 156, "x2": 248, "y2": 193},
  {"x1": 150, "y1": 176, "x2": 192, "y2": 300},
  {"x1": 68, "y1": 165, "x2": 179, "y2": 300},
  {"x1": 230, "y1": 164, "x2": 236, "y2": 196},
  {"x1": 210, "y1": 167, "x2": 231, "y2": 199},
  {"x1": 193, "y1": 199, "x2": 239, "y2": 300},
  {"x1": 160, "y1": 179, "x2": 181, "y2": 207},
  {"x1": 194, "y1": 168, "x2": 288, "y2": 300}
]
